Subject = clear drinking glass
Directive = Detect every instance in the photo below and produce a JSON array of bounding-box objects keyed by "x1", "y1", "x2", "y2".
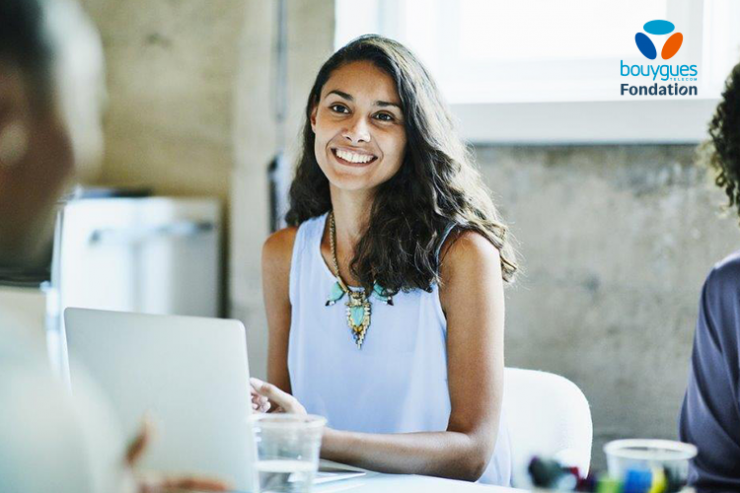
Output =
[
  {"x1": 251, "y1": 414, "x2": 327, "y2": 493},
  {"x1": 604, "y1": 439, "x2": 697, "y2": 487}
]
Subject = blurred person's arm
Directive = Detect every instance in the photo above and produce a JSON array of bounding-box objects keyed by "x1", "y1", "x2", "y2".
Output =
[{"x1": 125, "y1": 420, "x2": 230, "y2": 493}]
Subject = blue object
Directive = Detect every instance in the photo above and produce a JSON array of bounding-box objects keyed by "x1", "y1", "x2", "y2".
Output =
[
  {"x1": 623, "y1": 468, "x2": 653, "y2": 493},
  {"x1": 350, "y1": 305, "x2": 365, "y2": 326},
  {"x1": 644, "y1": 20, "x2": 675, "y2": 35},
  {"x1": 635, "y1": 33, "x2": 657, "y2": 60},
  {"x1": 327, "y1": 282, "x2": 345, "y2": 304}
]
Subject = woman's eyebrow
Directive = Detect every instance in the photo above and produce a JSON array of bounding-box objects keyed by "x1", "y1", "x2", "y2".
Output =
[
  {"x1": 375, "y1": 100, "x2": 402, "y2": 110},
  {"x1": 326, "y1": 89, "x2": 401, "y2": 110},
  {"x1": 327, "y1": 89, "x2": 353, "y2": 101}
]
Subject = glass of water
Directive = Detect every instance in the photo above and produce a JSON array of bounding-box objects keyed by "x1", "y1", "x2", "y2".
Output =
[
  {"x1": 251, "y1": 413, "x2": 327, "y2": 493},
  {"x1": 604, "y1": 439, "x2": 697, "y2": 487}
]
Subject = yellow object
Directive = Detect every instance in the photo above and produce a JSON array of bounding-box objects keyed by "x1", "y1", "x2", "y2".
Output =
[{"x1": 647, "y1": 467, "x2": 667, "y2": 493}]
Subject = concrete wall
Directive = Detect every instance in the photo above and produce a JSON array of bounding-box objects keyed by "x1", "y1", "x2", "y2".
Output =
[
  {"x1": 475, "y1": 144, "x2": 740, "y2": 469},
  {"x1": 79, "y1": 0, "x2": 243, "y2": 201}
]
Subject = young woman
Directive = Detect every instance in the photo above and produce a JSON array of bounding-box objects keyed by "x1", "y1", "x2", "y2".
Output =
[{"x1": 254, "y1": 35, "x2": 518, "y2": 485}]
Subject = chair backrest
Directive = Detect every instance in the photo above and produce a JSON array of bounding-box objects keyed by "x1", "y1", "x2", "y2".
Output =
[{"x1": 503, "y1": 368, "x2": 593, "y2": 484}]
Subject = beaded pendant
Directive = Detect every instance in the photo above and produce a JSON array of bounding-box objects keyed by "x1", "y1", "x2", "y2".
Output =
[{"x1": 325, "y1": 281, "x2": 393, "y2": 349}]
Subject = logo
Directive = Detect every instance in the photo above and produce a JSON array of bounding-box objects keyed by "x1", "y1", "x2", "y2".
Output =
[
  {"x1": 619, "y1": 19, "x2": 697, "y2": 97},
  {"x1": 634, "y1": 20, "x2": 683, "y2": 60}
]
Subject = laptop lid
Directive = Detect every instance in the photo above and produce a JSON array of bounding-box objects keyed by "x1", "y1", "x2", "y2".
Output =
[{"x1": 64, "y1": 308, "x2": 255, "y2": 492}]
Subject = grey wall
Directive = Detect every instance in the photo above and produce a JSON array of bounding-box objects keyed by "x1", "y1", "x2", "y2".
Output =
[
  {"x1": 475, "y1": 144, "x2": 740, "y2": 470},
  {"x1": 79, "y1": 0, "x2": 243, "y2": 201}
]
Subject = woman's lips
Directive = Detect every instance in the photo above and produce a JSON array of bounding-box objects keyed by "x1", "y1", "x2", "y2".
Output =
[{"x1": 331, "y1": 148, "x2": 378, "y2": 167}]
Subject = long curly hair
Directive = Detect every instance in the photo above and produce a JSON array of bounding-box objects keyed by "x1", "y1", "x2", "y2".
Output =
[
  {"x1": 700, "y1": 62, "x2": 740, "y2": 219},
  {"x1": 285, "y1": 35, "x2": 517, "y2": 293}
]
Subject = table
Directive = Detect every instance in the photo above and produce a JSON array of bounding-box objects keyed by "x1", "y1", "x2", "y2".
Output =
[{"x1": 315, "y1": 471, "x2": 527, "y2": 493}]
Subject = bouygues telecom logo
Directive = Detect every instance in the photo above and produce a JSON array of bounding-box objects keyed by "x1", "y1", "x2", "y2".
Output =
[
  {"x1": 634, "y1": 20, "x2": 682, "y2": 60},
  {"x1": 620, "y1": 19, "x2": 698, "y2": 97}
]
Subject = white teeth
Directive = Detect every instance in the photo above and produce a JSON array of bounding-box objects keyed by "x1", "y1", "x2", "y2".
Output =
[{"x1": 336, "y1": 149, "x2": 374, "y2": 164}]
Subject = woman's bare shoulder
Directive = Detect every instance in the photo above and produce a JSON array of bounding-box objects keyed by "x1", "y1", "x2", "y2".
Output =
[
  {"x1": 262, "y1": 226, "x2": 299, "y2": 271},
  {"x1": 439, "y1": 229, "x2": 502, "y2": 278},
  {"x1": 438, "y1": 229, "x2": 504, "y2": 327}
]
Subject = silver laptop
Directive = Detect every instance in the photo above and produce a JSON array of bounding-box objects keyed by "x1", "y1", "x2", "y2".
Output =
[{"x1": 64, "y1": 308, "x2": 256, "y2": 492}]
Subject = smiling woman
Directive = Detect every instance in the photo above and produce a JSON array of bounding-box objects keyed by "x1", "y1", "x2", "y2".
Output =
[
  {"x1": 257, "y1": 35, "x2": 518, "y2": 485},
  {"x1": 310, "y1": 60, "x2": 407, "y2": 194}
]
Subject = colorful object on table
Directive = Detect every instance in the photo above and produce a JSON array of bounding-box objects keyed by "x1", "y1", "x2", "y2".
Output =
[
  {"x1": 528, "y1": 457, "x2": 579, "y2": 490},
  {"x1": 527, "y1": 455, "x2": 689, "y2": 493},
  {"x1": 577, "y1": 473, "x2": 598, "y2": 492},
  {"x1": 623, "y1": 468, "x2": 653, "y2": 493},
  {"x1": 647, "y1": 468, "x2": 667, "y2": 493},
  {"x1": 596, "y1": 476, "x2": 622, "y2": 493}
]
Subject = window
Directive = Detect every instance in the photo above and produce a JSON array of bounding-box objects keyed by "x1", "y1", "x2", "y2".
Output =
[{"x1": 336, "y1": 0, "x2": 740, "y2": 143}]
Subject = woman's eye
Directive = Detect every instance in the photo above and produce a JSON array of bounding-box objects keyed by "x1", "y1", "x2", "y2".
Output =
[
  {"x1": 330, "y1": 104, "x2": 349, "y2": 114},
  {"x1": 374, "y1": 112, "x2": 394, "y2": 122}
]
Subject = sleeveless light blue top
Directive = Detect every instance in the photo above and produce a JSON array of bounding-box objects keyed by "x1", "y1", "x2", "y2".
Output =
[{"x1": 287, "y1": 213, "x2": 512, "y2": 485}]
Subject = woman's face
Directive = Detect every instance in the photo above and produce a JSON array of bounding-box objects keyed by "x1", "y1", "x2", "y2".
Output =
[{"x1": 311, "y1": 60, "x2": 407, "y2": 193}]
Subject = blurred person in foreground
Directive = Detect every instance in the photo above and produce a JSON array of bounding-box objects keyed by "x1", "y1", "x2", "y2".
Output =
[
  {"x1": 0, "y1": 0, "x2": 228, "y2": 491},
  {"x1": 679, "y1": 61, "x2": 740, "y2": 491}
]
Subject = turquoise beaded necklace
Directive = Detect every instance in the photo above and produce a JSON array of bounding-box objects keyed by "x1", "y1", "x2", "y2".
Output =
[{"x1": 324, "y1": 211, "x2": 393, "y2": 349}]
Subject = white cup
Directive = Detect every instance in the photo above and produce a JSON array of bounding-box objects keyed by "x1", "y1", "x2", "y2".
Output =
[{"x1": 604, "y1": 439, "x2": 697, "y2": 485}]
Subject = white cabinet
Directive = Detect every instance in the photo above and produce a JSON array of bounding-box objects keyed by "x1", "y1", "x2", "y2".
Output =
[{"x1": 58, "y1": 198, "x2": 222, "y2": 317}]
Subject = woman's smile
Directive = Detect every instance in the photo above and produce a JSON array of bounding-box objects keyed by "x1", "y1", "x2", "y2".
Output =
[{"x1": 331, "y1": 146, "x2": 379, "y2": 167}]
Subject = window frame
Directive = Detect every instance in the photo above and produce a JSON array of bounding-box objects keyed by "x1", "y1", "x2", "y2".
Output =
[{"x1": 335, "y1": 0, "x2": 739, "y2": 144}]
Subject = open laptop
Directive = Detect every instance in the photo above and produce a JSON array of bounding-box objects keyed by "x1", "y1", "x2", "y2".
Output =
[
  {"x1": 65, "y1": 308, "x2": 256, "y2": 491},
  {"x1": 64, "y1": 308, "x2": 366, "y2": 493}
]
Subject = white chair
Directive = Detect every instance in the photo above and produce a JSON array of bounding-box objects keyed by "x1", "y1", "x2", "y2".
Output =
[{"x1": 503, "y1": 368, "x2": 593, "y2": 484}]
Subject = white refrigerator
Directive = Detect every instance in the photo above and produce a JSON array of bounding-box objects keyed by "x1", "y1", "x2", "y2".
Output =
[{"x1": 57, "y1": 197, "x2": 222, "y2": 317}]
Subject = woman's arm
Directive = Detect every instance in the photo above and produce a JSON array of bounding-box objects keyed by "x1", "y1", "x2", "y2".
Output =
[
  {"x1": 259, "y1": 230, "x2": 506, "y2": 482},
  {"x1": 262, "y1": 227, "x2": 297, "y2": 394}
]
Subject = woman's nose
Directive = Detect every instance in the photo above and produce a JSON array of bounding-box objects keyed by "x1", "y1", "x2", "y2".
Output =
[{"x1": 342, "y1": 115, "x2": 370, "y2": 143}]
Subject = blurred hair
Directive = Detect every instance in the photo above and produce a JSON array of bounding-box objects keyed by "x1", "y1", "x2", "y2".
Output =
[
  {"x1": 0, "y1": 0, "x2": 104, "y2": 267},
  {"x1": 286, "y1": 34, "x2": 518, "y2": 293},
  {"x1": 0, "y1": 0, "x2": 54, "y2": 109},
  {"x1": 698, "y1": 62, "x2": 740, "y2": 222}
]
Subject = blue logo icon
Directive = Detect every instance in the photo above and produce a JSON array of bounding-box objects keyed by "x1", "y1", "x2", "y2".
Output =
[{"x1": 635, "y1": 20, "x2": 683, "y2": 60}]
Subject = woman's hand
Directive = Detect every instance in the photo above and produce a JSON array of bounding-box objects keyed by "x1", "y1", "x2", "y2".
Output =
[
  {"x1": 125, "y1": 418, "x2": 232, "y2": 493},
  {"x1": 250, "y1": 377, "x2": 307, "y2": 414},
  {"x1": 250, "y1": 379, "x2": 271, "y2": 413}
]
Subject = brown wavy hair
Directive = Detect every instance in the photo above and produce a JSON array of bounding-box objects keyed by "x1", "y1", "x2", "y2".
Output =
[
  {"x1": 285, "y1": 35, "x2": 517, "y2": 293},
  {"x1": 700, "y1": 62, "x2": 740, "y2": 220}
]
